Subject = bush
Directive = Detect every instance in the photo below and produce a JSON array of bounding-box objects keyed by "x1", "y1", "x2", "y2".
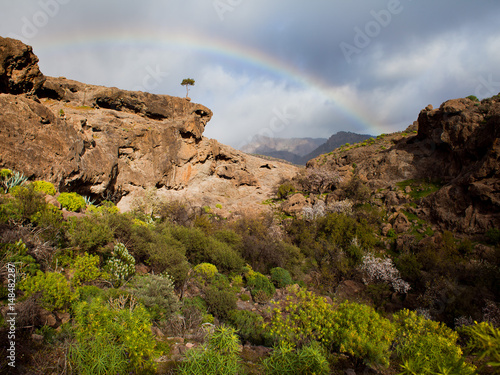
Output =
[
  {"x1": 103, "y1": 242, "x2": 135, "y2": 286},
  {"x1": 8, "y1": 184, "x2": 47, "y2": 222},
  {"x1": 21, "y1": 271, "x2": 77, "y2": 311},
  {"x1": 72, "y1": 296, "x2": 158, "y2": 373},
  {"x1": 270, "y1": 267, "x2": 293, "y2": 288},
  {"x1": 69, "y1": 334, "x2": 128, "y2": 375},
  {"x1": 127, "y1": 273, "x2": 179, "y2": 320},
  {"x1": 393, "y1": 309, "x2": 475, "y2": 374},
  {"x1": 246, "y1": 268, "x2": 275, "y2": 302},
  {"x1": 277, "y1": 182, "x2": 296, "y2": 199},
  {"x1": 66, "y1": 215, "x2": 114, "y2": 252},
  {"x1": 131, "y1": 224, "x2": 189, "y2": 286},
  {"x1": 31, "y1": 180, "x2": 56, "y2": 196},
  {"x1": 204, "y1": 286, "x2": 237, "y2": 320},
  {"x1": 462, "y1": 322, "x2": 500, "y2": 371},
  {"x1": 193, "y1": 262, "x2": 218, "y2": 284},
  {"x1": 228, "y1": 309, "x2": 266, "y2": 345},
  {"x1": 266, "y1": 286, "x2": 394, "y2": 367},
  {"x1": 72, "y1": 252, "x2": 101, "y2": 286},
  {"x1": 331, "y1": 301, "x2": 395, "y2": 367},
  {"x1": 466, "y1": 95, "x2": 479, "y2": 102},
  {"x1": 1, "y1": 239, "x2": 39, "y2": 280},
  {"x1": 177, "y1": 326, "x2": 241, "y2": 375},
  {"x1": 262, "y1": 341, "x2": 330, "y2": 375},
  {"x1": 486, "y1": 228, "x2": 500, "y2": 245},
  {"x1": 57, "y1": 192, "x2": 86, "y2": 212}
]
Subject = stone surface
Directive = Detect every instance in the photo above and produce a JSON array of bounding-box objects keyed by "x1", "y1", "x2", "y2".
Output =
[{"x1": 0, "y1": 37, "x2": 45, "y2": 94}]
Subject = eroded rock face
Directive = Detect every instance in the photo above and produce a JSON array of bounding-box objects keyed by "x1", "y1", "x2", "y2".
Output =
[
  {"x1": 0, "y1": 37, "x2": 298, "y2": 213},
  {"x1": 0, "y1": 37, "x2": 45, "y2": 94}
]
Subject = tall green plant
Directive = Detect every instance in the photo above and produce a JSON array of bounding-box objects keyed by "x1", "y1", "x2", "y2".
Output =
[{"x1": 177, "y1": 326, "x2": 241, "y2": 375}]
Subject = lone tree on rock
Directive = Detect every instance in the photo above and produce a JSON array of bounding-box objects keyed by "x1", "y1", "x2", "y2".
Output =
[{"x1": 181, "y1": 78, "x2": 195, "y2": 98}]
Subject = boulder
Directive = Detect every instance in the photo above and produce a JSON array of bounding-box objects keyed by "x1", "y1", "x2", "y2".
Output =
[{"x1": 0, "y1": 37, "x2": 45, "y2": 94}]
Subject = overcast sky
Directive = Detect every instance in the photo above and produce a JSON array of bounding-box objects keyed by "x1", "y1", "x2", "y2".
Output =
[{"x1": 1, "y1": 1, "x2": 499, "y2": 148}]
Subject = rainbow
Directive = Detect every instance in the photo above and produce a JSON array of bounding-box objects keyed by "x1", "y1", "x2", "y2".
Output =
[{"x1": 33, "y1": 29, "x2": 386, "y2": 135}]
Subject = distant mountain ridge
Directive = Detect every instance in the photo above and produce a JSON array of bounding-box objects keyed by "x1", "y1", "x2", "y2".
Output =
[
  {"x1": 240, "y1": 132, "x2": 373, "y2": 165},
  {"x1": 300, "y1": 131, "x2": 373, "y2": 163}
]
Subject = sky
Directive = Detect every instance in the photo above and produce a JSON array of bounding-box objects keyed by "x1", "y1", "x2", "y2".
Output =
[{"x1": 1, "y1": 1, "x2": 499, "y2": 148}]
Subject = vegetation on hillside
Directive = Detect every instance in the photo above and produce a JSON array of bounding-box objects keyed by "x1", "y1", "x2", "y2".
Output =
[{"x1": 0, "y1": 168, "x2": 498, "y2": 374}]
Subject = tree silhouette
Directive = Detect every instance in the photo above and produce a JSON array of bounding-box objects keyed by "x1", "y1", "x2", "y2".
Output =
[{"x1": 181, "y1": 78, "x2": 195, "y2": 98}]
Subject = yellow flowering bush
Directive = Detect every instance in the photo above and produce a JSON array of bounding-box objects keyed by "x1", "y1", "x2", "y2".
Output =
[
  {"x1": 21, "y1": 271, "x2": 77, "y2": 311},
  {"x1": 72, "y1": 295, "x2": 158, "y2": 373},
  {"x1": 265, "y1": 285, "x2": 394, "y2": 367},
  {"x1": 71, "y1": 252, "x2": 102, "y2": 286},
  {"x1": 393, "y1": 309, "x2": 475, "y2": 374}
]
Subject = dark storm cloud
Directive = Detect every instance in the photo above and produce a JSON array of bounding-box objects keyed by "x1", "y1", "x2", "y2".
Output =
[{"x1": 0, "y1": 0, "x2": 499, "y2": 146}]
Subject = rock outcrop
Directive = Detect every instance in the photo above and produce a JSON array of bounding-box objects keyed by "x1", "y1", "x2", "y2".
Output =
[
  {"x1": 0, "y1": 37, "x2": 298, "y2": 213},
  {"x1": 307, "y1": 98, "x2": 500, "y2": 234}
]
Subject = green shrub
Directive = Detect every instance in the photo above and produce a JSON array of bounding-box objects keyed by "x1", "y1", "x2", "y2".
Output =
[
  {"x1": 86, "y1": 200, "x2": 120, "y2": 214},
  {"x1": 31, "y1": 180, "x2": 56, "y2": 195},
  {"x1": 66, "y1": 215, "x2": 114, "y2": 252},
  {"x1": 228, "y1": 309, "x2": 266, "y2": 345},
  {"x1": 130, "y1": 224, "x2": 189, "y2": 286},
  {"x1": 177, "y1": 326, "x2": 241, "y2": 375},
  {"x1": 21, "y1": 271, "x2": 77, "y2": 311},
  {"x1": 8, "y1": 184, "x2": 47, "y2": 222},
  {"x1": 204, "y1": 286, "x2": 237, "y2": 320},
  {"x1": 246, "y1": 268, "x2": 275, "y2": 302},
  {"x1": 69, "y1": 334, "x2": 128, "y2": 375},
  {"x1": 57, "y1": 192, "x2": 86, "y2": 212},
  {"x1": 461, "y1": 321, "x2": 500, "y2": 370},
  {"x1": 1, "y1": 239, "x2": 39, "y2": 280},
  {"x1": 262, "y1": 341, "x2": 330, "y2": 375},
  {"x1": 193, "y1": 262, "x2": 219, "y2": 284},
  {"x1": 72, "y1": 252, "x2": 101, "y2": 286},
  {"x1": 0, "y1": 168, "x2": 12, "y2": 179},
  {"x1": 270, "y1": 267, "x2": 293, "y2": 288},
  {"x1": 72, "y1": 296, "x2": 158, "y2": 373},
  {"x1": 127, "y1": 273, "x2": 179, "y2": 320},
  {"x1": 240, "y1": 293, "x2": 250, "y2": 302},
  {"x1": 103, "y1": 242, "x2": 135, "y2": 286},
  {"x1": 277, "y1": 182, "x2": 296, "y2": 199},
  {"x1": 393, "y1": 309, "x2": 475, "y2": 375},
  {"x1": 466, "y1": 95, "x2": 479, "y2": 102}
]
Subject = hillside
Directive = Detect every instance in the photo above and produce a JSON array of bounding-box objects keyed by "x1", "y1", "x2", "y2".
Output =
[{"x1": 0, "y1": 36, "x2": 499, "y2": 375}]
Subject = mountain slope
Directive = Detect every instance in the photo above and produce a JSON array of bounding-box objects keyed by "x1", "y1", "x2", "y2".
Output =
[{"x1": 299, "y1": 131, "x2": 373, "y2": 164}]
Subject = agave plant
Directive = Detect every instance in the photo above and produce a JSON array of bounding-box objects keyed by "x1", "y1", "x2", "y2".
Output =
[
  {"x1": 83, "y1": 195, "x2": 96, "y2": 206},
  {"x1": 3, "y1": 171, "x2": 28, "y2": 191}
]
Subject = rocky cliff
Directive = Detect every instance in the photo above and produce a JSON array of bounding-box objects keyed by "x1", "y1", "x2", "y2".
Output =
[
  {"x1": 0, "y1": 37, "x2": 298, "y2": 213},
  {"x1": 306, "y1": 98, "x2": 500, "y2": 234}
]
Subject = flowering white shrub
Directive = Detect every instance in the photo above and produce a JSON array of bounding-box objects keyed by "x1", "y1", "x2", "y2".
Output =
[
  {"x1": 327, "y1": 199, "x2": 353, "y2": 215},
  {"x1": 302, "y1": 201, "x2": 326, "y2": 220},
  {"x1": 360, "y1": 253, "x2": 411, "y2": 294},
  {"x1": 104, "y1": 242, "x2": 136, "y2": 286}
]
